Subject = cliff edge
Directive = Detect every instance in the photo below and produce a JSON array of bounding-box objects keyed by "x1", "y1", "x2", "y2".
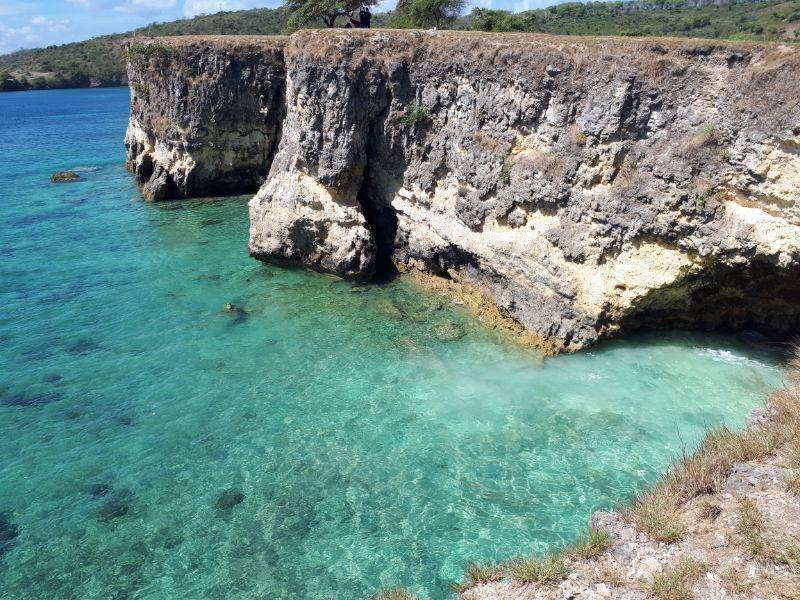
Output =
[{"x1": 125, "y1": 31, "x2": 800, "y2": 352}]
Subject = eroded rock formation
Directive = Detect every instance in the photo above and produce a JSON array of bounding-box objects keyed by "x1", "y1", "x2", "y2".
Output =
[
  {"x1": 124, "y1": 36, "x2": 285, "y2": 200},
  {"x1": 126, "y1": 31, "x2": 800, "y2": 351}
]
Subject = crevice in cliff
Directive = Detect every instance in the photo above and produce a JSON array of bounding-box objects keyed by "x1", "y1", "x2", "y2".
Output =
[
  {"x1": 358, "y1": 163, "x2": 399, "y2": 281},
  {"x1": 356, "y1": 98, "x2": 402, "y2": 281}
]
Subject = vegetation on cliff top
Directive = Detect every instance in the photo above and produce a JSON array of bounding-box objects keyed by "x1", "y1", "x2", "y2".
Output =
[{"x1": 2, "y1": 0, "x2": 800, "y2": 92}]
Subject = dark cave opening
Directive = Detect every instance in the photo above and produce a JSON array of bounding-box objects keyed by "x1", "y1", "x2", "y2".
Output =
[{"x1": 357, "y1": 163, "x2": 399, "y2": 281}]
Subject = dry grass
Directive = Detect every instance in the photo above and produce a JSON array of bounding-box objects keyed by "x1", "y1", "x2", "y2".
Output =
[
  {"x1": 625, "y1": 488, "x2": 686, "y2": 543},
  {"x1": 786, "y1": 471, "x2": 800, "y2": 496},
  {"x1": 516, "y1": 150, "x2": 564, "y2": 180},
  {"x1": 719, "y1": 566, "x2": 755, "y2": 594},
  {"x1": 507, "y1": 555, "x2": 568, "y2": 584},
  {"x1": 370, "y1": 588, "x2": 418, "y2": 600},
  {"x1": 451, "y1": 562, "x2": 505, "y2": 593},
  {"x1": 651, "y1": 557, "x2": 707, "y2": 600},
  {"x1": 565, "y1": 529, "x2": 608, "y2": 560},
  {"x1": 785, "y1": 441, "x2": 800, "y2": 468},
  {"x1": 737, "y1": 496, "x2": 767, "y2": 557},
  {"x1": 698, "y1": 501, "x2": 722, "y2": 520},
  {"x1": 735, "y1": 497, "x2": 800, "y2": 570},
  {"x1": 679, "y1": 123, "x2": 721, "y2": 158}
]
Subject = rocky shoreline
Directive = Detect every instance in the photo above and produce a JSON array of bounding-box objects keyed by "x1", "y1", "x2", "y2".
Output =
[{"x1": 125, "y1": 31, "x2": 800, "y2": 353}]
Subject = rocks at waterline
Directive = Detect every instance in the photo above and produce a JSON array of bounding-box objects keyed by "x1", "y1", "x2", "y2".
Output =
[
  {"x1": 215, "y1": 488, "x2": 244, "y2": 510},
  {"x1": 51, "y1": 171, "x2": 80, "y2": 183}
]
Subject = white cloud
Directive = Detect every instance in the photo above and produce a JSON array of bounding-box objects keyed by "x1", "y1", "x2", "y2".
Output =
[
  {"x1": 182, "y1": 0, "x2": 281, "y2": 18},
  {"x1": 30, "y1": 16, "x2": 70, "y2": 32},
  {"x1": 114, "y1": 0, "x2": 177, "y2": 14},
  {"x1": 0, "y1": 23, "x2": 40, "y2": 53}
]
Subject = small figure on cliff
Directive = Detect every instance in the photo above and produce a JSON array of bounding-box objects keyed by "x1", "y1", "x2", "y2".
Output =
[{"x1": 360, "y1": 6, "x2": 372, "y2": 27}]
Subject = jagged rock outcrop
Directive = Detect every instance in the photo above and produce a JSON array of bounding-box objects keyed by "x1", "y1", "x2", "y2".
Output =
[
  {"x1": 124, "y1": 36, "x2": 285, "y2": 200},
  {"x1": 127, "y1": 31, "x2": 800, "y2": 352}
]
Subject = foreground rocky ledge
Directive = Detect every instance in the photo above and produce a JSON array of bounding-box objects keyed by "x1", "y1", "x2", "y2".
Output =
[
  {"x1": 456, "y1": 361, "x2": 800, "y2": 600},
  {"x1": 125, "y1": 31, "x2": 800, "y2": 352}
]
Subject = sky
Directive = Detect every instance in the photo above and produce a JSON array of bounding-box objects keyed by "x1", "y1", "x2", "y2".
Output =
[{"x1": 0, "y1": 0, "x2": 559, "y2": 54}]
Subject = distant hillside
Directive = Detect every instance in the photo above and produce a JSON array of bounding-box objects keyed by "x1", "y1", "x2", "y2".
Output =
[
  {"x1": 1, "y1": 0, "x2": 798, "y2": 92},
  {"x1": 0, "y1": 7, "x2": 294, "y2": 92}
]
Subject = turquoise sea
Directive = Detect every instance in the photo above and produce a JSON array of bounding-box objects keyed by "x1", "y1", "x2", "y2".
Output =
[{"x1": 0, "y1": 88, "x2": 788, "y2": 599}]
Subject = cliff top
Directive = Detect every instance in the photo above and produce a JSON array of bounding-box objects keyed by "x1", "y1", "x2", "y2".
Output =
[
  {"x1": 134, "y1": 28, "x2": 798, "y2": 53},
  {"x1": 127, "y1": 35, "x2": 286, "y2": 47}
]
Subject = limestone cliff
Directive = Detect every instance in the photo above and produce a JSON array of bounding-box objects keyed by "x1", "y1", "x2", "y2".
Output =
[
  {"x1": 126, "y1": 31, "x2": 800, "y2": 352},
  {"x1": 124, "y1": 36, "x2": 285, "y2": 200}
]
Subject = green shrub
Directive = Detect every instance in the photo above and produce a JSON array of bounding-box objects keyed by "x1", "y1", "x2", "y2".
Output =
[
  {"x1": 498, "y1": 162, "x2": 512, "y2": 186},
  {"x1": 402, "y1": 105, "x2": 431, "y2": 127}
]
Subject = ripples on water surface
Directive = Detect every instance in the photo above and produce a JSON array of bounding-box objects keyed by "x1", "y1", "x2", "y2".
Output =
[{"x1": 0, "y1": 88, "x2": 787, "y2": 599}]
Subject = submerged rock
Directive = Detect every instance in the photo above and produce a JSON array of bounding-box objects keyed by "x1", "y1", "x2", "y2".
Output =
[
  {"x1": 434, "y1": 321, "x2": 466, "y2": 342},
  {"x1": 66, "y1": 338, "x2": 103, "y2": 355},
  {"x1": 51, "y1": 171, "x2": 80, "y2": 183},
  {"x1": 374, "y1": 299, "x2": 405, "y2": 320},
  {"x1": 0, "y1": 514, "x2": 20, "y2": 555},
  {"x1": 98, "y1": 489, "x2": 133, "y2": 522},
  {"x1": 89, "y1": 483, "x2": 111, "y2": 498},
  {"x1": 216, "y1": 488, "x2": 244, "y2": 510},
  {"x1": 222, "y1": 302, "x2": 248, "y2": 324},
  {"x1": 1, "y1": 390, "x2": 63, "y2": 407}
]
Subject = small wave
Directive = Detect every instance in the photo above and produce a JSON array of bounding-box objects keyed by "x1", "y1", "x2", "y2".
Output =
[
  {"x1": 71, "y1": 166, "x2": 100, "y2": 173},
  {"x1": 699, "y1": 348, "x2": 762, "y2": 368}
]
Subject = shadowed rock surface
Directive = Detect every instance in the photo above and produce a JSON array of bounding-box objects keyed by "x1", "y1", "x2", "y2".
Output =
[{"x1": 126, "y1": 31, "x2": 800, "y2": 352}]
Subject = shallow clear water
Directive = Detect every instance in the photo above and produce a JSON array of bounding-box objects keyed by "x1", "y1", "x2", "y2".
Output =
[{"x1": 0, "y1": 88, "x2": 788, "y2": 599}]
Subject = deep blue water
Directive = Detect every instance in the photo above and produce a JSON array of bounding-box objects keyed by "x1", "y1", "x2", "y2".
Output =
[{"x1": 0, "y1": 87, "x2": 787, "y2": 599}]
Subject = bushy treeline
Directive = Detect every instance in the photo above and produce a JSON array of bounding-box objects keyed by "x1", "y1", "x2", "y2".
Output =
[
  {"x1": 1, "y1": 0, "x2": 798, "y2": 92},
  {"x1": 469, "y1": 0, "x2": 800, "y2": 39}
]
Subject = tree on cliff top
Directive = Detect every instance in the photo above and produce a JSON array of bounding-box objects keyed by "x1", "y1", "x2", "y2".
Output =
[
  {"x1": 286, "y1": 0, "x2": 378, "y2": 27},
  {"x1": 393, "y1": 0, "x2": 466, "y2": 28}
]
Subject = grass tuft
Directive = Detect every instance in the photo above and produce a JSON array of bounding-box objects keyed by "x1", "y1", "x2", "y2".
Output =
[
  {"x1": 451, "y1": 562, "x2": 505, "y2": 592},
  {"x1": 625, "y1": 488, "x2": 686, "y2": 544},
  {"x1": 565, "y1": 529, "x2": 608, "y2": 560},
  {"x1": 651, "y1": 557, "x2": 707, "y2": 600},
  {"x1": 736, "y1": 496, "x2": 766, "y2": 557},
  {"x1": 507, "y1": 554, "x2": 568, "y2": 584}
]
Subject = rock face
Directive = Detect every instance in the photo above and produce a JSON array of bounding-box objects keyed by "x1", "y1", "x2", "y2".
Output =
[
  {"x1": 124, "y1": 36, "x2": 285, "y2": 201},
  {"x1": 127, "y1": 31, "x2": 800, "y2": 351}
]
